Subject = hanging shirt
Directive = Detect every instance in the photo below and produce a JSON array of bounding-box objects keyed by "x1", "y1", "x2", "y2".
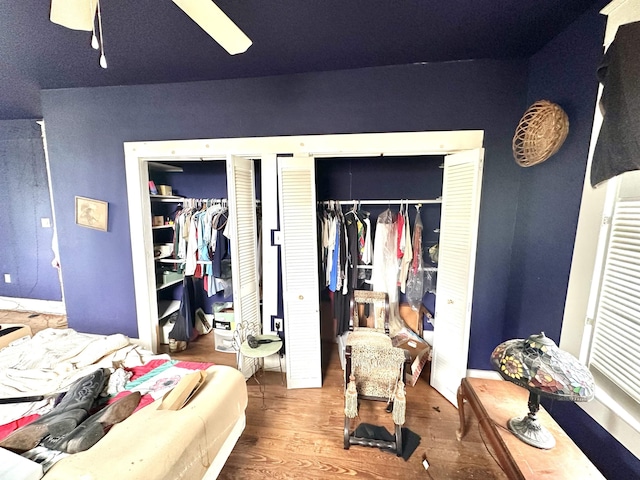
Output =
[
  {"x1": 361, "y1": 217, "x2": 373, "y2": 265},
  {"x1": 591, "y1": 21, "x2": 640, "y2": 186},
  {"x1": 371, "y1": 208, "x2": 396, "y2": 295},
  {"x1": 399, "y1": 208, "x2": 413, "y2": 293},
  {"x1": 329, "y1": 220, "x2": 340, "y2": 292},
  {"x1": 396, "y1": 209, "x2": 405, "y2": 259},
  {"x1": 184, "y1": 213, "x2": 198, "y2": 276}
]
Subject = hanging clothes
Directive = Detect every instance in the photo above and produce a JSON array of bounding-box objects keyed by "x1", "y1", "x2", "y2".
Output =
[
  {"x1": 399, "y1": 205, "x2": 413, "y2": 294},
  {"x1": 361, "y1": 215, "x2": 373, "y2": 265},
  {"x1": 371, "y1": 207, "x2": 396, "y2": 294},
  {"x1": 406, "y1": 206, "x2": 424, "y2": 310},
  {"x1": 169, "y1": 276, "x2": 197, "y2": 344},
  {"x1": 170, "y1": 199, "x2": 237, "y2": 297},
  {"x1": 345, "y1": 209, "x2": 360, "y2": 293},
  {"x1": 396, "y1": 206, "x2": 405, "y2": 259}
]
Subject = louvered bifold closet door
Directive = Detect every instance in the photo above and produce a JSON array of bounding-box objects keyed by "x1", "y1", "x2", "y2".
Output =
[
  {"x1": 277, "y1": 155, "x2": 322, "y2": 389},
  {"x1": 430, "y1": 148, "x2": 484, "y2": 406},
  {"x1": 590, "y1": 183, "x2": 640, "y2": 404},
  {"x1": 227, "y1": 155, "x2": 261, "y2": 380}
]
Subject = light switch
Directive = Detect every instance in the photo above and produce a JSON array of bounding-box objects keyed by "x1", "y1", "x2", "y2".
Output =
[
  {"x1": 4, "y1": 274, "x2": 11, "y2": 283},
  {"x1": 41, "y1": 218, "x2": 51, "y2": 228}
]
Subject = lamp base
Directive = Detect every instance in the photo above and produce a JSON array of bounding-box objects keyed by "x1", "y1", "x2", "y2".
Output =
[{"x1": 507, "y1": 415, "x2": 556, "y2": 450}]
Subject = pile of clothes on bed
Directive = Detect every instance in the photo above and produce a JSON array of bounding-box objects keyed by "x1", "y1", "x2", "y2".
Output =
[{"x1": 0, "y1": 328, "x2": 212, "y2": 474}]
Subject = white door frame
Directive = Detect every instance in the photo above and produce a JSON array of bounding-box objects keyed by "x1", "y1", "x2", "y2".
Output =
[{"x1": 124, "y1": 130, "x2": 484, "y2": 352}]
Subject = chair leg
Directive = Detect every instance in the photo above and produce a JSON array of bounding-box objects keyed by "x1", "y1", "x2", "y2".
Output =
[
  {"x1": 344, "y1": 416, "x2": 351, "y2": 449},
  {"x1": 394, "y1": 423, "x2": 403, "y2": 457}
]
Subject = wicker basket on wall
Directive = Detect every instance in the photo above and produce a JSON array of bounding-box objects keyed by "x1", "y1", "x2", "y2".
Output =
[{"x1": 512, "y1": 100, "x2": 569, "y2": 167}]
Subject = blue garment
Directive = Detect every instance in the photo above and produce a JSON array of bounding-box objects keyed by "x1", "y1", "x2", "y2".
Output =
[
  {"x1": 329, "y1": 221, "x2": 340, "y2": 292},
  {"x1": 197, "y1": 211, "x2": 212, "y2": 276},
  {"x1": 212, "y1": 227, "x2": 229, "y2": 278}
]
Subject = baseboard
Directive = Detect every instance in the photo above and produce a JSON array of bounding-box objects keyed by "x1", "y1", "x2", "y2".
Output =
[
  {"x1": 0, "y1": 296, "x2": 66, "y2": 315},
  {"x1": 466, "y1": 368, "x2": 502, "y2": 380}
]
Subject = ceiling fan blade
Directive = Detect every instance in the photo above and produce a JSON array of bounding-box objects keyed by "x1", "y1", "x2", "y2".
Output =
[
  {"x1": 172, "y1": 0, "x2": 252, "y2": 55},
  {"x1": 50, "y1": 0, "x2": 97, "y2": 31}
]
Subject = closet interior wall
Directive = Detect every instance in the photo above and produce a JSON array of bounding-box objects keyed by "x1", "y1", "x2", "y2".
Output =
[
  {"x1": 148, "y1": 160, "x2": 261, "y2": 338},
  {"x1": 315, "y1": 155, "x2": 444, "y2": 341}
]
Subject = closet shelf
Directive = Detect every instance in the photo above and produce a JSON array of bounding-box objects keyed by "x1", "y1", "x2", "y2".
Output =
[
  {"x1": 320, "y1": 198, "x2": 442, "y2": 205},
  {"x1": 158, "y1": 299, "x2": 180, "y2": 320},
  {"x1": 150, "y1": 195, "x2": 184, "y2": 202},
  {"x1": 157, "y1": 258, "x2": 213, "y2": 266},
  {"x1": 356, "y1": 264, "x2": 438, "y2": 271},
  {"x1": 148, "y1": 161, "x2": 183, "y2": 173},
  {"x1": 156, "y1": 277, "x2": 183, "y2": 291},
  {"x1": 152, "y1": 224, "x2": 174, "y2": 230}
]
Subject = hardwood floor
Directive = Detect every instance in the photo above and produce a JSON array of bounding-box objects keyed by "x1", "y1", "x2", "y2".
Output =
[{"x1": 1, "y1": 310, "x2": 507, "y2": 479}]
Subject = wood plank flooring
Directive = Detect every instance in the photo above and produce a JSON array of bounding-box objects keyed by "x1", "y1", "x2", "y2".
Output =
[{"x1": 1, "y1": 310, "x2": 507, "y2": 479}]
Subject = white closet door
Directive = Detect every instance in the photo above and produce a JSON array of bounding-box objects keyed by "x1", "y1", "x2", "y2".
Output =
[
  {"x1": 227, "y1": 154, "x2": 261, "y2": 380},
  {"x1": 430, "y1": 148, "x2": 484, "y2": 405},
  {"x1": 278, "y1": 155, "x2": 322, "y2": 389}
]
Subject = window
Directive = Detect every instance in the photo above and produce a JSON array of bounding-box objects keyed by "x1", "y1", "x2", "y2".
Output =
[
  {"x1": 585, "y1": 170, "x2": 640, "y2": 429},
  {"x1": 562, "y1": 3, "x2": 640, "y2": 459}
]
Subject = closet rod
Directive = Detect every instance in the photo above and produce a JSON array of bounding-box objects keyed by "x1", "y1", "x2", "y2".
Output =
[{"x1": 320, "y1": 198, "x2": 441, "y2": 205}]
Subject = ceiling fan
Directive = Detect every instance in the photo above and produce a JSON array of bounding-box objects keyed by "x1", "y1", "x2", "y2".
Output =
[{"x1": 50, "y1": 0, "x2": 252, "y2": 68}]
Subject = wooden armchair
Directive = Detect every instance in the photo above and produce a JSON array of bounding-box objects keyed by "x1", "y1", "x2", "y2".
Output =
[{"x1": 343, "y1": 290, "x2": 411, "y2": 456}]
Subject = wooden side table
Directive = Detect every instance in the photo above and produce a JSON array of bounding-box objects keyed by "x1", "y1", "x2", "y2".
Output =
[{"x1": 456, "y1": 377, "x2": 604, "y2": 479}]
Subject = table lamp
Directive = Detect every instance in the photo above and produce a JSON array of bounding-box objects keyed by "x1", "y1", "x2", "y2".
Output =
[{"x1": 490, "y1": 332, "x2": 594, "y2": 449}]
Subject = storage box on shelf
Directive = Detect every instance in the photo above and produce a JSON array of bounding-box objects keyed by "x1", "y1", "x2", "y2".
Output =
[{"x1": 214, "y1": 329, "x2": 236, "y2": 353}]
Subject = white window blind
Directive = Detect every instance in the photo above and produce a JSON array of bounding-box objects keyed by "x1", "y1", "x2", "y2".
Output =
[{"x1": 590, "y1": 197, "x2": 640, "y2": 404}]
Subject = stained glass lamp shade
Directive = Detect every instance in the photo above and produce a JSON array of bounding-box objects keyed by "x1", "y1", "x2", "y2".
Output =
[{"x1": 490, "y1": 332, "x2": 594, "y2": 449}]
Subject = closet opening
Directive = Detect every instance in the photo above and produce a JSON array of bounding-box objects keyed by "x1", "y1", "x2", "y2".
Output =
[
  {"x1": 150, "y1": 160, "x2": 260, "y2": 349},
  {"x1": 315, "y1": 155, "x2": 443, "y2": 383},
  {"x1": 125, "y1": 131, "x2": 483, "y2": 397}
]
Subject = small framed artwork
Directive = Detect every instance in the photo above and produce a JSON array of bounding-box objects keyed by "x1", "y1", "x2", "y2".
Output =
[{"x1": 75, "y1": 196, "x2": 108, "y2": 231}]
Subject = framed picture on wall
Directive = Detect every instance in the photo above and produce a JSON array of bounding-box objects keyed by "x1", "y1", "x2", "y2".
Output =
[{"x1": 75, "y1": 196, "x2": 108, "y2": 231}]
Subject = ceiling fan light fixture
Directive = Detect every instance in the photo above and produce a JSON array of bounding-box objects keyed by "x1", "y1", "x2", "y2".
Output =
[{"x1": 49, "y1": 0, "x2": 250, "y2": 70}]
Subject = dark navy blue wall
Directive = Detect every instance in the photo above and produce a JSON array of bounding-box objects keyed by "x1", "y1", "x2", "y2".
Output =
[
  {"x1": 41, "y1": 59, "x2": 526, "y2": 344},
  {"x1": 513, "y1": 2, "x2": 640, "y2": 477},
  {"x1": 0, "y1": 120, "x2": 61, "y2": 302},
  {"x1": 505, "y1": 1, "x2": 607, "y2": 343}
]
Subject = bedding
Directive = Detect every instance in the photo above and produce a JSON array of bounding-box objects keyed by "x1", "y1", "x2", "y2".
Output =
[
  {"x1": 0, "y1": 328, "x2": 248, "y2": 479},
  {"x1": 43, "y1": 364, "x2": 247, "y2": 480}
]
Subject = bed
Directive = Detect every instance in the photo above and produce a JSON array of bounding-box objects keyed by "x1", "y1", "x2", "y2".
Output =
[{"x1": 0, "y1": 327, "x2": 248, "y2": 480}]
